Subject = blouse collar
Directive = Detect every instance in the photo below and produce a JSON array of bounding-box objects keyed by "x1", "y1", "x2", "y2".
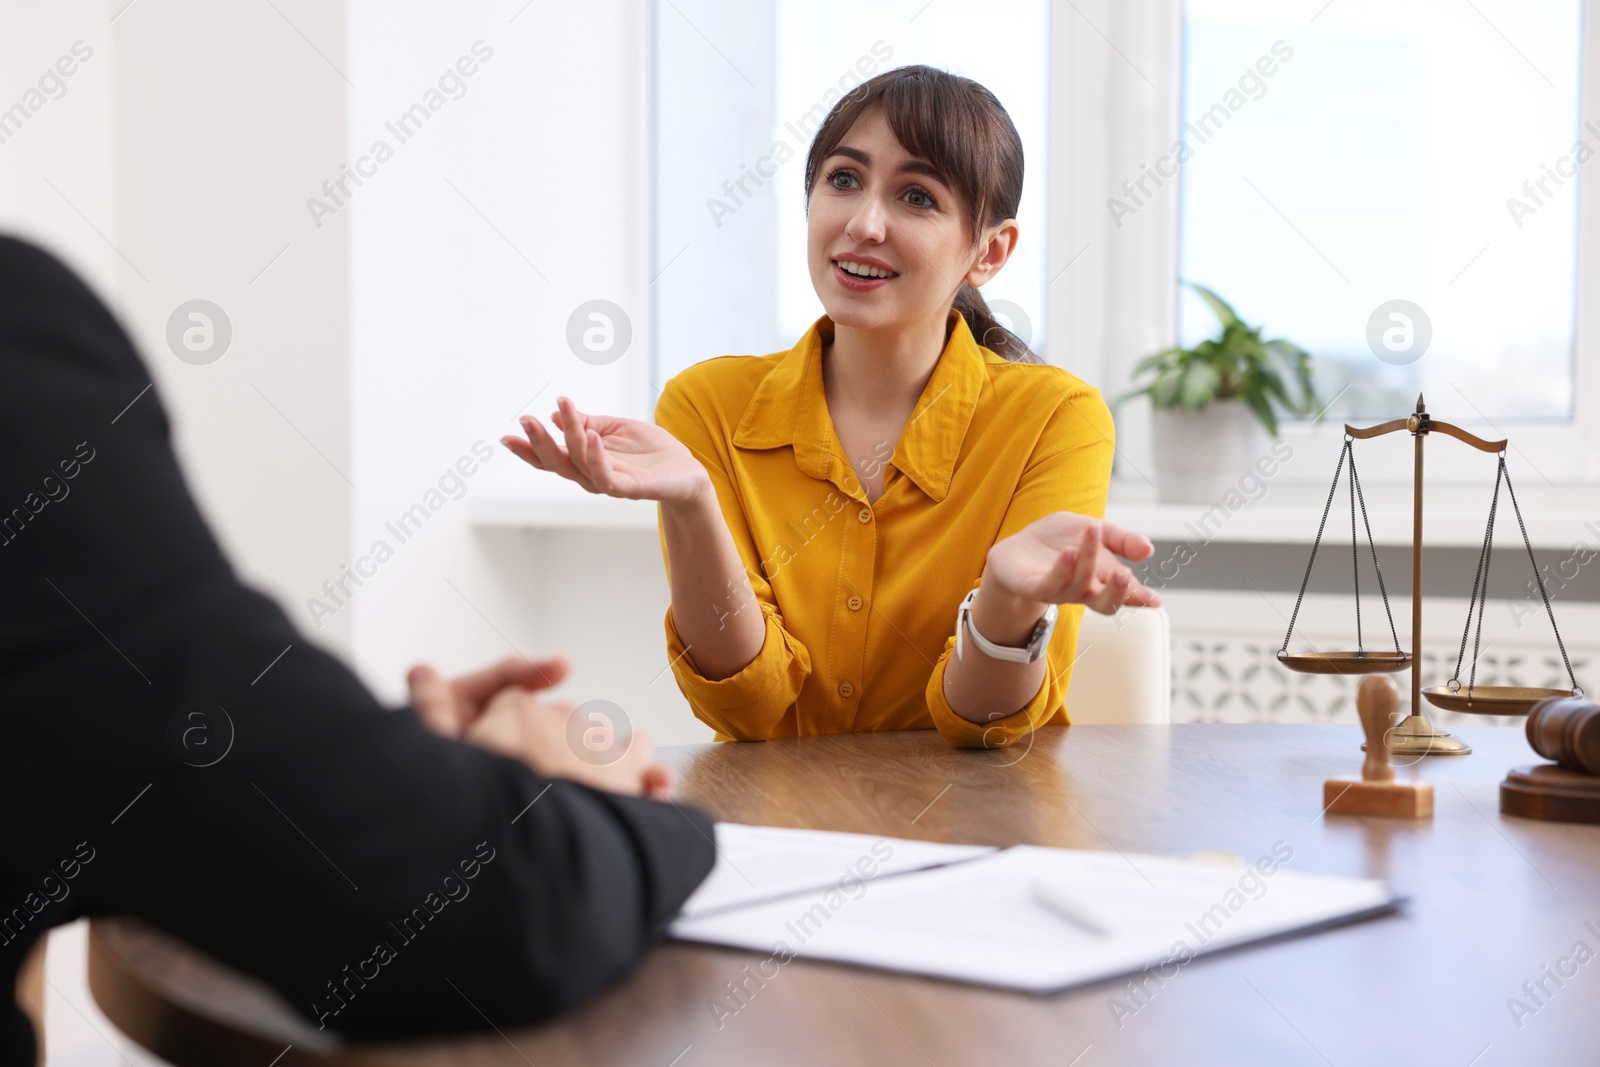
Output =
[{"x1": 732, "y1": 308, "x2": 988, "y2": 503}]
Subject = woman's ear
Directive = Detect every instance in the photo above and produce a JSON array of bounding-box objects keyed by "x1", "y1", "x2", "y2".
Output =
[{"x1": 966, "y1": 219, "x2": 1020, "y2": 287}]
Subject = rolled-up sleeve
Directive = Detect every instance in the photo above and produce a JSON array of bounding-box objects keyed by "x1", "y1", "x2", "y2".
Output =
[
  {"x1": 664, "y1": 599, "x2": 811, "y2": 740},
  {"x1": 922, "y1": 387, "x2": 1115, "y2": 748},
  {"x1": 655, "y1": 376, "x2": 812, "y2": 740}
]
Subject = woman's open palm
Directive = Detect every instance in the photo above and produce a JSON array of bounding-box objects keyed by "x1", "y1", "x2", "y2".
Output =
[
  {"x1": 986, "y1": 513, "x2": 1161, "y2": 615},
  {"x1": 502, "y1": 396, "x2": 709, "y2": 504}
]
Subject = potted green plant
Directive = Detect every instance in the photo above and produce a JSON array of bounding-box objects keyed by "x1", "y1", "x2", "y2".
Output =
[{"x1": 1119, "y1": 283, "x2": 1319, "y2": 505}]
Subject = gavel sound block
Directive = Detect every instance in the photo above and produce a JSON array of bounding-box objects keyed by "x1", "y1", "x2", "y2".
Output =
[
  {"x1": 1501, "y1": 697, "x2": 1600, "y2": 824},
  {"x1": 1323, "y1": 675, "x2": 1434, "y2": 819}
]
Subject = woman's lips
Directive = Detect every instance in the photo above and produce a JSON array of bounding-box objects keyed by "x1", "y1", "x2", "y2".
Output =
[{"x1": 832, "y1": 260, "x2": 896, "y2": 291}]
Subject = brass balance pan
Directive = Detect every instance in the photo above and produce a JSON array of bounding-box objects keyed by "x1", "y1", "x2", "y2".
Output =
[
  {"x1": 1275, "y1": 651, "x2": 1412, "y2": 675},
  {"x1": 1421, "y1": 686, "x2": 1580, "y2": 716}
]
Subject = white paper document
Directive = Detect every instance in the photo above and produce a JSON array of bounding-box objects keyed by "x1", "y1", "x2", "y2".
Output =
[
  {"x1": 675, "y1": 822, "x2": 997, "y2": 920},
  {"x1": 671, "y1": 839, "x2": 1399, "y2": 993}
]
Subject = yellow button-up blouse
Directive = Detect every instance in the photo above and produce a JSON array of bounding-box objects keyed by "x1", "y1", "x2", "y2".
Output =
[{"x1": 654, "y1": 309, "x2": 1114, "y2": 747}]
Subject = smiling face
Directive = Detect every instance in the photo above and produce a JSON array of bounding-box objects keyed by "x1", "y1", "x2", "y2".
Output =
[{"x1": 806, "y1": 106, "x2": 1015, "y2": 334}]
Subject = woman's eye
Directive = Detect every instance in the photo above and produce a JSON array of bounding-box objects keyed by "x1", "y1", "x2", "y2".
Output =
[{"x1": 822, "y1": 168, "x2": 934, "y2": 208}]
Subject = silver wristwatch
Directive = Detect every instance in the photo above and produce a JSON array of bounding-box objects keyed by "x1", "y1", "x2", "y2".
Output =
[{"x1": 955, "y1": 588, "x2": 1058, "y2": 664}]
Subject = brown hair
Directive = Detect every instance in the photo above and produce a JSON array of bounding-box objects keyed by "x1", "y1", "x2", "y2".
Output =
[{"x1": 802, "y1": 64, "x2": 1038, "y2": 364}]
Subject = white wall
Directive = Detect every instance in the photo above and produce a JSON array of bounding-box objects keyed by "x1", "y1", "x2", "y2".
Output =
[
  {"x1": 345, "y1": 0, "x2": 712, "y2": 744},
  {"x1": 0, "y1": 0, "x2": 354, "y2": 657},
  {"x1": 112, "y1": 0, "x2": 354, "y2": 652},
  {"x1": 0, "y1": 2, "x2": 118, "y2": 305}
]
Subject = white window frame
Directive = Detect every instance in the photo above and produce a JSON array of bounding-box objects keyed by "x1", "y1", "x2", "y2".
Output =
[{"x1": 1048, "y1": 0, "x2": 1600, "y2": 489}]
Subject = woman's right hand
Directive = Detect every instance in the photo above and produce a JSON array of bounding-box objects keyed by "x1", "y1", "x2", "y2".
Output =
[{"x1": 501, "y1": 395, "x2": 711, "y2": 504}]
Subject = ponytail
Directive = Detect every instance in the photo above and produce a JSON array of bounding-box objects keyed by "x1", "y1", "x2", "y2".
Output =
[{"x1": 952, "y1": 282, "x2": 1040, "y2": 364}]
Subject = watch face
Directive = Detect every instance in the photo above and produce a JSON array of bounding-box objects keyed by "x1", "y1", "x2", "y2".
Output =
[{"x1": 1029, "y1": 607, "x2": 1059, "y2": 659}]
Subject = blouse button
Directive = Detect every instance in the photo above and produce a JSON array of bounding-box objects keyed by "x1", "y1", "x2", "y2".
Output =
[
  {"x1": 847, "y1": 594, "x2": 864, "y2": 611},
  {"x1": 857, "y1": 507, "x2": 872, "y2": 523},
  {"x1": 838, "y1": 681, "x2": 856, "y2": 699}
]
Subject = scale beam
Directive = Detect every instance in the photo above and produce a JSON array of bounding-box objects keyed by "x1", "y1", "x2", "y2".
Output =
[
  {"x1": 1424, "y1": 420, "x2": 1506, "y2": 454},
  {"x1": 1346, "y1": 396, "x2": 1505, "y2": 453},
  {"x1": 1344, "y1": 417, "x2": 1409, "y2": 440}
]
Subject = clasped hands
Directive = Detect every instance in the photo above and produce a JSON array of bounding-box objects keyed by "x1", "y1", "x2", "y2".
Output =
[{"x1": 406, "y1": 654, "x2": 674, "y2": 800}]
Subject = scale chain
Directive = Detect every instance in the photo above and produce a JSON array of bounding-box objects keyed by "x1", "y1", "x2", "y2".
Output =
[
  {"x1": 1279, "y1": 438, "x2": 1407, "y2": 660},
  {"x1": 1279, "y1": 439, "x2": 1348, "y2": 654},
  {"x1": 1348, "y1": 447, "x2": 1403, "y2": 653},
  {"x1": 1350, "y1": 444, "x2": 1361, "y2": 653},
  {"x1": 1467, "y1": 466, "x2": 1502, "y2": 693},
  {"x1": 1501, "y1": 456, "x2": 1580, "y2": 694},
  {"x1": 1451, "y1": 460, "x2": 1499, "y2": 692}
]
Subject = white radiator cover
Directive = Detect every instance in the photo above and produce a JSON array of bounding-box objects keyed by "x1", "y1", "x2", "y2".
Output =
[{"x1": 1161, "y1": 591, "x2": 1597, "y2": 729}]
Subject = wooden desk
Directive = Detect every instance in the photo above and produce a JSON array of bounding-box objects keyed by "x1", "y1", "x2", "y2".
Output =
[{"x1": 88, "y1": 725, "x2": 1600, "y2": 1065}]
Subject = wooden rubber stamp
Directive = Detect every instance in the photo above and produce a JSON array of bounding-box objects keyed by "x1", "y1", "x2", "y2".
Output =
[{"x1": 1323, "y1": 675, "x2": 1434, "y2": 818}]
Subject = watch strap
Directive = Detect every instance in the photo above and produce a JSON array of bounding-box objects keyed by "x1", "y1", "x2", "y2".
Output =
[{"x1": 955, "y1": 588, "x2": 1058, "y2": 664}]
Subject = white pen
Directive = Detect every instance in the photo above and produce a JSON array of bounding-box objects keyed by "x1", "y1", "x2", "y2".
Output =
[{"x1": 1031, "y1": 881, "x2": 1111, "y2": 937}]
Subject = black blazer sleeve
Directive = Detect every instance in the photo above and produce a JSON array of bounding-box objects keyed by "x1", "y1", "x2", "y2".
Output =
[{"x1": 0, "y1": 235, "x2": 716, "y2": 1061}]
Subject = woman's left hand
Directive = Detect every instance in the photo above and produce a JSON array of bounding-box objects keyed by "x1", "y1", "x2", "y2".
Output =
[{"x1": 985, "y1": 513, "x2": 1161, "y2": 615}]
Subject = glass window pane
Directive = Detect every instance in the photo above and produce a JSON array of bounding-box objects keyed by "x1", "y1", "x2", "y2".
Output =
[{"x1": 1178, "y1": 0, "x2": 1581, "y2": 422}]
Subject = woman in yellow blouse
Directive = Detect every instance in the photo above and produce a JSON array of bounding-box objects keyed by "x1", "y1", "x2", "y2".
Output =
[{"x1": 503, "y1": 65, "x2": 1160, "y2": 748}]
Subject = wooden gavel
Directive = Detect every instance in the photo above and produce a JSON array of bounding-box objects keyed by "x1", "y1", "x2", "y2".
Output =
[
  {"x1": 1502, "y1": 697, "x2": 1600, "y2": 823},
  {"x1": 1526, "y1": 697, "x2": 1600, "y2": 775}
]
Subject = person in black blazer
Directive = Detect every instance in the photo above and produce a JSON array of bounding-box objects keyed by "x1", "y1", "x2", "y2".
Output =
[{"x1": 0, "y1": 235, "x2": 715, "y2": 1063}]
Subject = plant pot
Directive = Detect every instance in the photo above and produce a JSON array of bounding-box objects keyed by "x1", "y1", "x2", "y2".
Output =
[{"x1": 1150, "y1": 401, "x2": 1272, "y2": 505}]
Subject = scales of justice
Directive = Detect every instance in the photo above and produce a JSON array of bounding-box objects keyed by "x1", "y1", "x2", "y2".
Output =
[{"x1": 1275, "y1": 395, "x2": 1582, "y2": 757}]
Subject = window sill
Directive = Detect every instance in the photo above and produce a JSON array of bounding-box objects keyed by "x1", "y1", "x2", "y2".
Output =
[
  {"x1": 474, "y1": 494, "x2": 658, "y2": 531},
  {"x1": 472, "y1": 484, "x2": 1600, "y2": 551},
  {"x1": 1107, "y1": 481, "x2": 1600, "y2": 550}
]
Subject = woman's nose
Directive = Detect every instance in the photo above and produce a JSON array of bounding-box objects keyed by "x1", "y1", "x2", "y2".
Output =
[{"x1": 845, "y1": 197, "x2": 888, "y2": 244}]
